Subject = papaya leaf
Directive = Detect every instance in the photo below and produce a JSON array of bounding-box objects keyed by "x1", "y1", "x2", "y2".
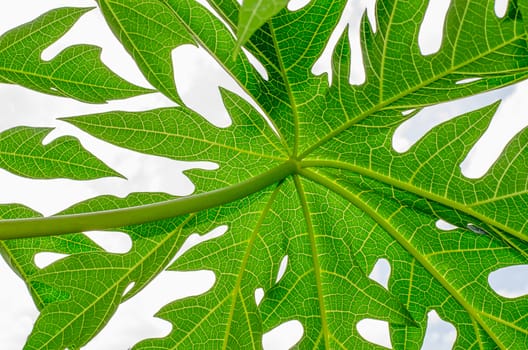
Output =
[
  {"x1": 235, "y1": 0, "x2": 288, "y2": 55},
  {"x1": 136, "y1": 179, "x2": 414, "y2": 349},
  {"x1": 96, "y1": 0, "x2": 195, "y2": 105},
  {"x1": 0, "y1": 126, "x2": 121, "y2": 179},
  {"x1": 62, "y1": 88, "x2": 287, "y2": 191},
  {"x1": 0, "y1": 7, "x2": 150, "y2": 103},
  {"x1": 1, "y1": 1, "x2": 528, "y2": 349},
  {"x1": 0, "y1": 193, "x2": 180, "y2": 349}
]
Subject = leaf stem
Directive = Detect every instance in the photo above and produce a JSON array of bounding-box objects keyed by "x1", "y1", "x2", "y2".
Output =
[{"x1": 0, "y1": 160, "x2": 297, "y2": 240}]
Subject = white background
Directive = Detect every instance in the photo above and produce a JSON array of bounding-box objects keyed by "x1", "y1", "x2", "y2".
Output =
[{"x1": 1, "y1": 0, "x2": 528, "y2": 349}]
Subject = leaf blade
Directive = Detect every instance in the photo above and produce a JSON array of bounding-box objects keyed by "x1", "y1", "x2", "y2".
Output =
[
  {"x1": 235, "y1": 0, "x2": 288, "y2": 54},
  {"x1": 96, "y1": 0, "x2": 196, "y2": 104},
  {"x1": 62, "y1": 89, "x2": 287, "y2": 191},
  {"x1": 302, "y1": 168, "x2": 528, "y2": 349},
  {"x1": 0, "y1": 126, "x2": 121, "y2": 179},
  {"x1": 0, "y1": 7, "x2": 150, "y2": 103},
  {"x1": 2, "y1": 193, "x2": 189, "y2": 349}
]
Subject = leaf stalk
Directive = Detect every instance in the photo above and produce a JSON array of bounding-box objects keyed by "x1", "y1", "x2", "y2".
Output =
[{"x1": 0, "y1": 160, "x2": 297, "y2": 240}]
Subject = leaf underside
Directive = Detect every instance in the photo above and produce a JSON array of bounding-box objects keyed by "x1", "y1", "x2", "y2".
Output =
[
  {"x1": 1, "y1": 1, "x2": 528, "y2": 349},
  {"x1": 0, "y1": 7, "x2": 150, "y2": 103}
]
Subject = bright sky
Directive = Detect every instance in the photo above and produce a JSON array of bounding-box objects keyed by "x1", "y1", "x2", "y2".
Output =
[{"x1": 1, "y1": 0, "x2": 528, "y2": 349}]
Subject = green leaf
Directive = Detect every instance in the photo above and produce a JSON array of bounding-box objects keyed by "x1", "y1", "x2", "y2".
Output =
[
  {"x1": 0, "y1": 7, "x2": 150, "y2": 103},
  {"x1": 135, "y1": 179, "x2": 413, "y2": 349},
  {"x1": 519, "y1": 0, "x2": 528, "y2": 36},
  {"x1": 0, "y1": 203, "x2": 103, "y2": 311},
  {"x1": 0, "y1": 193, "x2": 182, "y2": 348},
  {"x1": 98, "y1": 0, "x2": 295, "y2": 150},
  {"x1": 302, "y1": 167, "x2": 528, "y2": 349},
  {"x1": 235, "y1": 0, "x2": 288, "y2": 55},
  {"x1": 0, "y1": 126, "x2": 121, "y2": 179},
  {"x1": 306, "y1": 102, "x2": 528, "y2": 240},
  {"x1": 62, "y1": 88, "x2": 287, "y2": 190},
  {"x1": 298, "y1": 0, "x2": 528, "y2": 154},
  {"x1": 262, "y1": 177, "x2": 415, "y2": 349},
  {"x1": 24, "y1": 218, "x2": 186, "y2": 350},
  {"x1": 96, "y1": 0, "x2": 196, "y2": 104},
  {"x1": 2, "y1": 0, "x2": 528, "y2": 349}
]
